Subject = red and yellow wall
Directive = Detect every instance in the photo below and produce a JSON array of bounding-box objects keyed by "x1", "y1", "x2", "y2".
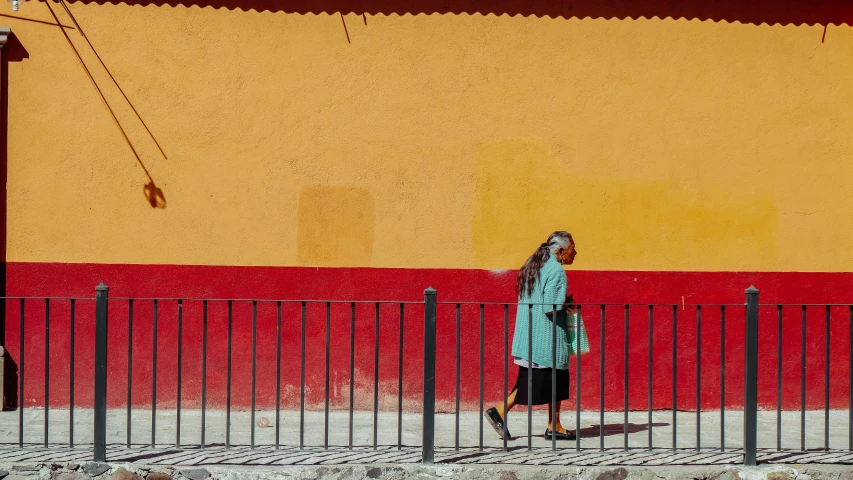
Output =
[{"x1": 1, "y1": 1, "x2": 852, "y2": 411}]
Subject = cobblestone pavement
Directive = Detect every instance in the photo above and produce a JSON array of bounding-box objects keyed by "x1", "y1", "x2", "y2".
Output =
[
  {"x1": 2, "y1": 445, "x2": 853, "y2": 467},
  {"x1": 0, "y1": 445, "x2": 853, "y2": 466}
]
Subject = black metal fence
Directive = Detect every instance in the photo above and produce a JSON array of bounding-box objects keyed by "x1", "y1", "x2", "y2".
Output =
[{"x1": 2, "y1": 284, "x2": 850, "y2": 466}]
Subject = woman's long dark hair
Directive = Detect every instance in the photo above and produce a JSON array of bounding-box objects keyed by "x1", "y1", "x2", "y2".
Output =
[{"x1": 516, "y1": 231, "x2": 572, "y2": 298}]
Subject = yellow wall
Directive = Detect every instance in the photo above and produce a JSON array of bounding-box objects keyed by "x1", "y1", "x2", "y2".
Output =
[{"x1": 3, "y1": 5, "x2": 852, "y2": 271}]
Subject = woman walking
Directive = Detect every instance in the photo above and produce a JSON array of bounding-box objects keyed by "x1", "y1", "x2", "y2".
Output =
[{"x1": 485, "y1": 231, "x2": 578, "y2": 441}]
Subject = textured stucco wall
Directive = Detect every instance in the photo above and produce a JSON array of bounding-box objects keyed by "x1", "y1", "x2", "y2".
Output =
[{"x1": 2, "y1": 5, "x2": 852, "y2": 272}]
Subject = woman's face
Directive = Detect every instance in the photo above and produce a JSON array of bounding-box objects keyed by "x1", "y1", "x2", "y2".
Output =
[{"x1": 557, "y1": 242, "x2": 577, "y2": 265}]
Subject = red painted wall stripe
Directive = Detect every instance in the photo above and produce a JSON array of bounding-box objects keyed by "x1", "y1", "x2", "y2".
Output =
[{"x1": 3, "y1": 262, "x2": 852, "y2": 411}]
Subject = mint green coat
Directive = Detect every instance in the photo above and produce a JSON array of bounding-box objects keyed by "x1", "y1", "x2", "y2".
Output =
[{"x1": 510, "y1": 254, "x2": 569, "y2": 369}]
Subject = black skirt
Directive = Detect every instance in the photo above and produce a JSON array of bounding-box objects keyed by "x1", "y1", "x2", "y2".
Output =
[{"x1": 511, "y1": 365, "x2": 570, "y2": 406}]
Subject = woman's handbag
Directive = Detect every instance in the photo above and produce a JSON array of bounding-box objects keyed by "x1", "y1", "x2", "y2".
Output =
[{"x1": 566, "y1": 311, "x2": 590, "y2": 355}]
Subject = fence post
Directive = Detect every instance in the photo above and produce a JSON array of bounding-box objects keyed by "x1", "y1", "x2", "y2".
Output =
[
  {"x1": 423, "y1": 287, "x2": 436, "y2": 464},
  {"x1": 744, "y1": 286, "x2": 759, "y2": 466},
  {"x1": 94, "y1": 283, "x2": 109, "y2": 462}
]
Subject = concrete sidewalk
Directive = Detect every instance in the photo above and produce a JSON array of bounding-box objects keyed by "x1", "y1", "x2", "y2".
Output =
[{"x1": 0, "y1": 407, "x2": 846, "y2": 452}]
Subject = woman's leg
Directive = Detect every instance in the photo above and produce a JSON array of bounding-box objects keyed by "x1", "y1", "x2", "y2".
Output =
[
  {"x1": 547, "y1": 401, "x2": 567, "y2": 434},
  {"x1": 495, "y1": 366, "x2": 524, "y2": 419},
  {"x1": 496, "y1": 388, "x2": 517, "y2": 419},
  {"x1": 486, "y1": 386, "x2": 517, "y2": 439}
]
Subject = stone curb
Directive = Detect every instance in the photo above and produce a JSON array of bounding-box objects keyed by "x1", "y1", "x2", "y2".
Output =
[{"x1": 1, "y1": 462, "x2": 852, "y2": 480}]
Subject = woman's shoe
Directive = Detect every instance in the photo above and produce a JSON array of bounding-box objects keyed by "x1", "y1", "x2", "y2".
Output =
[
  {"x1": 544, "y1": 428, "x2": 576, "y2": 440},
  {"x1": 485, "y1": 408, "x2": 511, "y2": 440}
]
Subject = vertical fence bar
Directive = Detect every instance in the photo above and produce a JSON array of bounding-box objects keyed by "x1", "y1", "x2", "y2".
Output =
[
  {"x1": 152, "y1": 299, "x2": 158, "y2": 448},
  {"x1": 226, "y1": 300, "x2": 232, "y2": 449},
  {"x1": 801, "y1": 305, "x2": 807, "y2": 451},
  {"x1": 202, "y1": 300, "x2": 208, "y2": 450},
  {"x1": 300, "y1": 301, "x2": 306, "y2": 450},
  {"x1": 252, "y1": 301, "x2": 258, "y2": 449},
  {"x1": 455, "y1": 303, "x2": 460, "y2": 451},
  {"x1": 423, "y1": 288, "x2": 437, "y2": 465},
  {"x1": 126, "y1": 299, "x2": 132, "y2": 448},
  {"x1": 600, "y1": 305, "x2": 605, "y2": 451},
  {"x1": 70, "y1": 299, "x2": 75, "y2": 448},
  {"x1": 850, "y1": 305, "x2": 853, "y2": 451},
  {"x1": 94, "y1": 283, "x2": 109, "y2": 462},
  {"x1": 825, "y1": 305, "x2": 831, "y2": 451},
  {"x1": 648, "y1": 305, "x2": 653, "y2": 451},
  {"x1": 744, "y1": 286, "x2": 759, "y2": 466},
  {"x1": 551, "y1": 305, "x2": 557, "y2": 452},
  {"x1": 323, "y1": 302, "x2": 332, "y2": 449},
  {"x1": 18, "y1": 298, "x2": 23, "y2": 448},
  {"x1": 349, "y1": 302, "x2": 355, "y2": 450},
  {"x1": 324, "y1": 302, "x2": 330, "y2": 450},
  {"x1": 398, "y1": 303, "x2": 404, "y2": 450},
  {"x1": 624, "y1": 305, "x2": 629, "y2": 451},
  {"x1": 696, "y1": 305, "x2": 701, "y2": 451},
  {"x1": 44, "y1": 298, "x2": 49, "y2": 447},
  {"x1": 576, "y1": 304, "x2": 581, "y2": 452},
  {"x1": 177, "y1": 300, "x2": 182, "y2": 448},
  {"x1": 480, "y1": 303, "x2": 485, "y2": 452},
  {"x1": 777, "y1": 305, "x2": 782, "y2": 451},
  {"x1": 373, "y1": 302, "x2": 379, "y2": 450},
  {"x1": 528, "y1": 304, "x2": 533, "y2": 451},
  {"x1": 503, "y1": 304, "x2": 509, "y2": 452},
  {"x1": 672, "y1": 305, "x2": 677, "y2": 451},
  {"x1": 720, "y1": 305, "x2": 726, "y2": 452},
  {"x1": 275, "y1": 301, "x2": 281, "y2": 450}
]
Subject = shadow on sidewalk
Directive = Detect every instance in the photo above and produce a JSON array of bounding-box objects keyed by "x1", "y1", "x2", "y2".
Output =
[
  {"x1": 576, "y1": 422, "x2": 670, "y2": 439},
  {"x1": 504, "y1": 422, "x2": 669, "y2": 441}
]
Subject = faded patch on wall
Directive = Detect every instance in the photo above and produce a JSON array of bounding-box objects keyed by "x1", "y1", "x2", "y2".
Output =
[
  {"x1": 297, "y1": 186, "x2": 375, "y2": 267},
  {"x1": 472, "y1": 139, "x2": 779, "y2": 271}
]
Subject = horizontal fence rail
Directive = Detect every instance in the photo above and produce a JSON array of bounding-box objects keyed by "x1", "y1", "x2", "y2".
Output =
[{"x1": 0, "y1": 285, "x2": 851, "y2": 466}]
